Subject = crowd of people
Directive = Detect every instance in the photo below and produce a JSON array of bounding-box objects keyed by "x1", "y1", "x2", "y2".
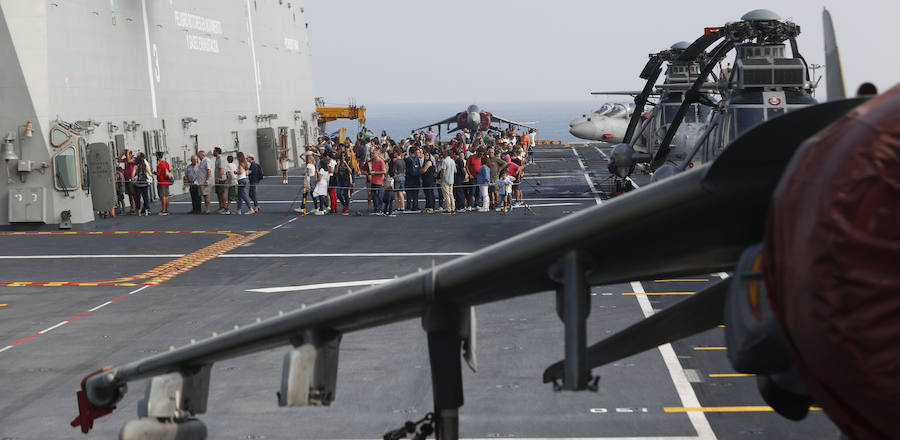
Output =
[
  {"x1": 296, "y1": 126, "x2": 536, "y2": 216},
  {"x1": 109, "y1": 126, "x2": 536, "y2": 218},
  {"x1": 113, "y1": 147, "x2": 262, "y2": 216}
]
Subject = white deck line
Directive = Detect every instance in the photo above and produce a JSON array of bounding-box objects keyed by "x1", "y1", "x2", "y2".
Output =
[
  {"x1": 0, "y1": 253, "x2": 470, "y2": 259},
  {"x1": 0, "y1": 255, "x2": 185, "y2": 259},
  {"x1": 170, "y1": 197, "x2": 595, "y2": 204},
  {"x1": 247, "y1": 279, "x2": 392, "y2": 293},
  {"x1": 572, "y1": 146, "x2": 603, "y2": 205},
  {"x1": 38, "y1": 321, "x2": 67, "y2": 334},
  {"x1": 322, "y1": 437, "x2": 699, "y2": 440},
  {"x1": 594, "y1": 146, "x2": 609, "y2": 160},
  {"x1": 631, "y1": 281, "x2": 715, "y2": 440},
  {"x1": 223, "y1": 252, "x2": 470, "y2": 258}
]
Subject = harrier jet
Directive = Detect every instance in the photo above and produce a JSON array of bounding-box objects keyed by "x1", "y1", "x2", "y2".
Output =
[{"x1": 411, "y1": 104, "x2": 533, "y2": 136}]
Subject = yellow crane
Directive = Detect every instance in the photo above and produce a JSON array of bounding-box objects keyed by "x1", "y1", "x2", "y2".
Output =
[
  {"x1": 315, "y1": 99, "x2": 366, "y2": 144},
  {"x1": 315, "y1": 104, "x2": 366, "y2": 125}
]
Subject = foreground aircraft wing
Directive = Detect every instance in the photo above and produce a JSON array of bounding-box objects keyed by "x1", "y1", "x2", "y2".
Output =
[
  {"x1": 823, "y1": 8, "x2": 846, "y2": 100},
  {"x1": 410, "y1": 115, "x2": 457, "y2": 133},
  {"x1": 72, "y1": 98, "x2": 867, "y2": 440}
]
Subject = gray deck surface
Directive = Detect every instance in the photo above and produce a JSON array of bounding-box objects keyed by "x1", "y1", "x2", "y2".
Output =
[{"x1": 0, "y1": 144, "x2": 841, "y2": 439}]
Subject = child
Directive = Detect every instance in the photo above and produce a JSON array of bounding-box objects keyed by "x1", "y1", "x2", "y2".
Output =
[
  {"x1": 495, "y1": 169, "x2": 515, "y2": 212},
  {"x1": 280, "y1": 153, "x2": 290, "y2": 184},
  {"x1": 476, "y1": 162, "x2": 490, "y2": 212}
]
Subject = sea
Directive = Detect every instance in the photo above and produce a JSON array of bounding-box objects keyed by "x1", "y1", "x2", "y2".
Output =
[{"x1": 320, "y1": 101, "x2": 617, "y2": 145}]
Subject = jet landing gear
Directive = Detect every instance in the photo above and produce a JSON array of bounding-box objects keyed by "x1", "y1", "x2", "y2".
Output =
[
  {"x1": 613, "y1": 178, "x2": 634, "y2": 197},
  {"x1": 383, "y1": 412, "x2": 435, "y2": 440}
]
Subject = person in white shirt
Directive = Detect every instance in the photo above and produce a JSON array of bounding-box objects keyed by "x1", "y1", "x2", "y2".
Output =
[
  {"x1": 225, "y1": 155, "x2": 238, "y2": 214},
  {"x1": 312, "y1": 157, "x2": 331, "y2": 215}
]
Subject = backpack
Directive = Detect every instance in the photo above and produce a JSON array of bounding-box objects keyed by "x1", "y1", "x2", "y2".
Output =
[
  {"x1": 258, "y1": 163, "x2": 264, "y2": 180},
  {"x1": 134, "y1": 166, "x2": 149, "y2": 188}
]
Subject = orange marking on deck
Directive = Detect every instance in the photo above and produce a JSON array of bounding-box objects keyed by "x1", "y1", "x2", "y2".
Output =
[{"x1": 0, "y1": 230, "x2": 256, "y2": 287}]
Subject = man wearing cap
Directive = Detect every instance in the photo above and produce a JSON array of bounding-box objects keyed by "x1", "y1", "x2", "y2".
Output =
[{"x1": 247, "y1": 153, "x2": 262, "y2": 213}]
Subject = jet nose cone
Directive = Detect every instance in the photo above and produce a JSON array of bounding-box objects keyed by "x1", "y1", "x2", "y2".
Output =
[
  {"x1": 569, "y1": 122, "x2": 595, "y2": 140},
  {"x1": 569, "y1": 116, "x2": 588, "y2": 128}
]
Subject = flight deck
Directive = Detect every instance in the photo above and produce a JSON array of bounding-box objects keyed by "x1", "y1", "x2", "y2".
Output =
[{"x1": 0, "y1": 144, "x2": 840, "y2": 439}]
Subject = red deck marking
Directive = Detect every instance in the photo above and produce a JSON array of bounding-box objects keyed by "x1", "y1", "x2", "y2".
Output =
[
  {"x1": 67, "y1": 310, "x2": 91, "y2": 322},
  {"x1": 10, "y1": 333, "x2": 41, "y2": 346}
]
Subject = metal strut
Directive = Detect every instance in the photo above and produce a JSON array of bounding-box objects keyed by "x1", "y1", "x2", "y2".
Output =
[
  {"x1": 554, "y1": 250, "x2": 597, "y2": 391},
  {"x1": 422, "y1": 304, "x2": 464, "y2": 440}
]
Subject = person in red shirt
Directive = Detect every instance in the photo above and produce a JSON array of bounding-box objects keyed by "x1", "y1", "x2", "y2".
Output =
[
  {"x1": 368, "y1": 151, "x2": 387, "y2": 214},
  {"x1": 154, "y1": 152, "x2": 172, "y2": 215},
  {"x1": 465, "y1": 147, "x2": 483, "y2": 209}
]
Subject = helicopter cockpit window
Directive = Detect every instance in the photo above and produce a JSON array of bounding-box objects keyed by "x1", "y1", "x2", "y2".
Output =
[
  {"x1": 50, "y1": 127, "x2": 70, "y2": 148},
  {"x1": 767, "y1": 108, "x2": 786, "y2": 120},
  {"x1": 595, "y1": 104, "x2": 613, "y2": 115},
  {"x1": 733, "y1": 108, "x2": 764, "y2": 137},
  {"x1": 662, "y1": 104, "x2": 680, "y2": 124},
  {"x1": 606, "y1": 105, "x2": 627, "y2": 118},
  {"x1": 683, "y1": 104, "x2": 706, "y2": 124},
  {"x1": 52, "y1": 145, "x2": 79, "y2": 191}
]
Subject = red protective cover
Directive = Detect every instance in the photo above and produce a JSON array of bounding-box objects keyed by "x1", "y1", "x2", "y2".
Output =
[
  {"x1": 456, "y1": 112, "x2": 467, "y2": 130},
  {"x1": 764, "y1": 84, "x2": 900, "y2": 439},
  {"x1": 479, "y1": 112, "x2": 492, "y2": 131}
]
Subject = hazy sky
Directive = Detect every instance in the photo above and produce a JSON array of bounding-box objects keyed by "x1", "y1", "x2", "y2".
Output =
[{"x1": 304, "y1": 1, "x2": 897, "y2": 105}]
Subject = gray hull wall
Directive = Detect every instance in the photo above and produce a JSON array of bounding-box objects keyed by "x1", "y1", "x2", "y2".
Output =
[{"x1": 0, "y1": 0, "x2": 317, "y2": 225}]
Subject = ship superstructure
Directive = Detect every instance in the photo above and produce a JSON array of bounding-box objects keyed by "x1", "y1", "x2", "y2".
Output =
[{"x1": 0, "y1": 0, "x2": 319, "y2": 226}]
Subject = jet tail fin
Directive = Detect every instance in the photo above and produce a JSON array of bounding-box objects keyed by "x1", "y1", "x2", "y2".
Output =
[{"x1": 823, "y1": 8, "x2": 846, "y2": 100}]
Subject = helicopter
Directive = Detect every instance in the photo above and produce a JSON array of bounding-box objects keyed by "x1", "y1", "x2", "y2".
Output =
[
  {"x1": 599, "y1": 39, "x2": 719, "y2": 193},
  {"x1": 610, "y1": 9, "x2": 818, "y2": 188}
]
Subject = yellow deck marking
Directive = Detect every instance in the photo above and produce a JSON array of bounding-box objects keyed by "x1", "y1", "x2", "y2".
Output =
[
  {"x1": 665, "y1": 406, "x2": 821, "y2": 413},
  {"x1": 0, "y1": 303, "x2": 7, "y2": 307},
  {"x1": 622, "y1": 292, "x2": 695, "y2": 295},
  {"x1": 654, "y1": 279, "x2": 710, "y2": 282},
  {"x1": 0, "y1": 230, "x2": 265, "y2": 287},
  {"x1": 694, "y1": 346, "x2": 727, "y2": 350},
  {"x1": 709, "y1": 373, "x2": 755, "y2": 378}
]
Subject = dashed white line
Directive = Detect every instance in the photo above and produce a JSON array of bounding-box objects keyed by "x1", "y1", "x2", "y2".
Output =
[
  {"x1": 631, "y1": 281, "x2": 716, "y2": 440},
  {"x1": 594, "y1": 146, "x2": 609, "y2": 160},
  {"x1": 571, "y1": 146, "x2": 603, "y2": 205},
  {"x1": 88, "y1": 301, "x2": 113, "y2": 312},
  {"x1": 38, "y1": 321, "x2": 68, "y2": 334}
]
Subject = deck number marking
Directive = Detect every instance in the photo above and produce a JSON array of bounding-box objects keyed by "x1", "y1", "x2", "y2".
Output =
[{"x1": 589, "y1": 407, "x2": 649, "y2": 414}]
